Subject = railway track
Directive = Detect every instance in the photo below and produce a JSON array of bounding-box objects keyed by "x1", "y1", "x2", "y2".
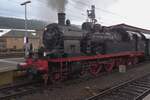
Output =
[
  {"x1": 0, "y1": 62, "x2": 148, "y2": 100},
  {"x1": 86, "y1": 73, "x2": 150, "y2": 100},
  {"x1": 0, "y1": 80, "x2": 42, "y2": 100}
]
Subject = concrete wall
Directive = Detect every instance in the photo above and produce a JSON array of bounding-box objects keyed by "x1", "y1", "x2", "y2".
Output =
[{"x1": 6, "y1": 37, "x2": 23, "y2": 49}]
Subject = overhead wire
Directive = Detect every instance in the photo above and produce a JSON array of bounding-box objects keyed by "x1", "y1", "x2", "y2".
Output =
[
  {"x1": 70, "y1": 0, "x2": 128, "y2": 25},
  {"x1": 8, "y1": 0, "x2": 86, "y2": 20},
  {"x1": 5, "y1": 0, "x2": 127, "y2": 25}
]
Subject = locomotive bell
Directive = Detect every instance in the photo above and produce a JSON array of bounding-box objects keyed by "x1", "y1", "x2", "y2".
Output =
[{"x1": 58, "y1": 13, "x2": 66, "y2": 25}]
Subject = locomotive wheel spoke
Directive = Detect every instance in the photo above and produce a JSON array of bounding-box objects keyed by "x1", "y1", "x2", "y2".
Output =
[
  {"x1": 104, "y1": 62, "x2": 114, "y2": 72},
  {"x1": 78, "y1": 68, "x2": 89, "y2": 78},
  {"x1": 90, "y1": 64, "x2": 102, "y2": 76}
]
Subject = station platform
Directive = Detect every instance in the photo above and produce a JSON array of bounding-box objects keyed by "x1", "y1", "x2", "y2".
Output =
[{"x1": 0, "y1": 58, "x2": 24, "y2": 86}]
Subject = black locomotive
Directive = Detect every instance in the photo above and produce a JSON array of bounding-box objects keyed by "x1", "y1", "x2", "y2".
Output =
[
  {"x1": 19, "y1": 11, "x2": 149, "y2": 84},
  {"x1": 43, "y1": 13, "x2": 148, "y2": 58}
]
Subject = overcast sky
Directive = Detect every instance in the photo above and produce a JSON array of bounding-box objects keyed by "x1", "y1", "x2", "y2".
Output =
[{"x1": 0, "y1": 0, "x2": 150, "y2": 29}]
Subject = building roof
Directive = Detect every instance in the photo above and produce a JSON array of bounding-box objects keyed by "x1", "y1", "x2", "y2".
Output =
[
  {"x1": 0, "y1": 29, "x2": 11, "y2": 36},
  {"x1": 110, "y1": 23, "x2": 150, "y2": 39},
  {"x1": 110, "y1": 23, "x2": 150, "y2": 33},
  {"x1": 0, "y1": 29, "x2": 38, "y2": 38}
]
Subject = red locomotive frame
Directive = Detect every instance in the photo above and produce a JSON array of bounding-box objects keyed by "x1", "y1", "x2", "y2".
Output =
[{"x1": 19, "y1": 51, "x2": 144, "y2": 83}]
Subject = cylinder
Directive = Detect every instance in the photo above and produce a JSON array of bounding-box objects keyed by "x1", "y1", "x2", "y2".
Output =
[{"x1": 58, "y1": 13, "x2": 66, "y2": 25}]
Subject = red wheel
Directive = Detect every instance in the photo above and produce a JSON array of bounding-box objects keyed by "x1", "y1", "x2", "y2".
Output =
[
  {"x1": 127, "y1": 57, "x2": 138, "y2": 66},
  {"x1": 78, "y1": 67, "x2": 88, "y2": 78},
  {"x1": 104, "y1": 62, "x2": 115, "y2": 72},
  {"x1": 126, "y1": 58, "x2": 132, "y2": 66},
  {"x1": 132, "y1": 57, "x2": 138, "y2": 65},
  {"x1": 90, "y1": 64, "x2": 102, "y2": 76}
]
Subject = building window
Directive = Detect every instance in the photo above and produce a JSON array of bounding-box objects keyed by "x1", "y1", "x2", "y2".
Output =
[{"x1": 0, "y1": 44, "x2": 5, "y2": 49}]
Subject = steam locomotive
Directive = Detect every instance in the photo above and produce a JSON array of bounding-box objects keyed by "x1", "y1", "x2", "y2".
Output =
[
  {"x1": 43, "y1": 13, "x2": 147, "y2": 56},
  {"x1": 18, "y1": 12, "x2": 148, "y2": 83}
]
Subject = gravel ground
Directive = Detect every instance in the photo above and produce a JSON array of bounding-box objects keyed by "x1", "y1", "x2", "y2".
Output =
[{"x1": 20, "y1": 61, "x2": 150, "y2": 100}]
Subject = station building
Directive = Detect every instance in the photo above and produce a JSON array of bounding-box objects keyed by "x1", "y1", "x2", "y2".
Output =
[
  {"x1": 0, "y1": 29, "x2": 41, "y2": 51},
  {"x1": 109, "y1": 23, "x2": 150, "y2": 38}
]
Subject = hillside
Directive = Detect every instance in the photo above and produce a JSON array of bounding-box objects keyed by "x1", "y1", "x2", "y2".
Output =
[{"x1": 0, "y1": 16, "x2": 47, "y2": 30}]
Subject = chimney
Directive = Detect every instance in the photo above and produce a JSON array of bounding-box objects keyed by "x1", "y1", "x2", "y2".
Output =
[{"x1": 58, "y1": 13, "x2": 66, "y2": 25}]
